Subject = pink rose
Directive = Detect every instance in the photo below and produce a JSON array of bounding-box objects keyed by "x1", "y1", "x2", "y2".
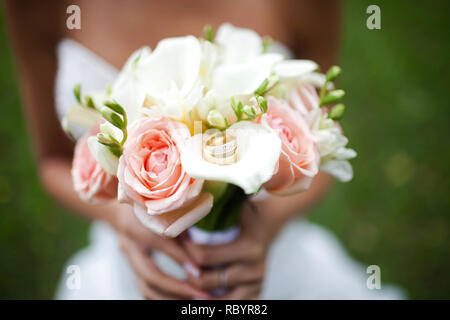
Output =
[
  {"x1": 258, "y1": 97, "x2": 319, "y2": 195},
  {"x1": 72, "y1": 126, "x2": 118, "y2": 202},
  {"x1": 117, "y1": 117, "x2": 213, "y2": 237}
]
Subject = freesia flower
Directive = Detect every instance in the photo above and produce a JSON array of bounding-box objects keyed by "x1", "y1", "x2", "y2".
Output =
[
  {"x1": 72, "y1": 125, "x2": 118, "y2": 202},
  {"x1": 62, "y1": 90, "x2": 108, "y2": 139},
  {"x1": 259, "y1": 97, "x2": 320, "y2": 195},
  {"x1": 288, "y1": 85, "x2": 356, "y2": 182},
  {"x1": 310, "y1": 110, "x2": 357, "y2": 182},
  {"x1": 180, "y1": 121, "x2": 281, "y2": 194},
  {"x1": 87, "y1": 136, "x2": 120, "y2": 175},
  {"x1": 117, "y1": 117, "x2": 213, "y2": 237}
]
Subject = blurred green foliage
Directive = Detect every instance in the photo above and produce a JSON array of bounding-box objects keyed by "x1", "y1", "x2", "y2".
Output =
[
  {"x1": 0, "y1": 4, "x2": 89, "y2": 299},
  {"x1": 309, "y1": 0, "x2": 450, "y2": 299},
  {"x1": 0, "y1": 1, "x2": 449, "y2": 299}
]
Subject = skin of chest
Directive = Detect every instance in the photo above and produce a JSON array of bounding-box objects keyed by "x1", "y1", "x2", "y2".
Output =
[{"x1": 65, "y1": 0, "x2": 289, "y2": 68}]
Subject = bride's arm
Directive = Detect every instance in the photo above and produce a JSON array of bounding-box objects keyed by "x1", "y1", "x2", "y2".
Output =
[
  {"x1": 251, "y1": 173, "x2": 332, "y2": 239},
  {"x1": 4, "y1": 1, "x2": 208, "y2": 299},
  {"x1": 3, "y1": 0, "x2": 119, "y2": 225}
]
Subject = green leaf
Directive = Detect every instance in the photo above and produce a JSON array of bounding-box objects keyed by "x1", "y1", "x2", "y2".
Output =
[
  {"x1": 203, "y1": 181, "x2": 228, "y2": 199},
  {"x1": 107, "y1": 145, "x2": 122, "y2": 158},
  {"x1": 97, "y1": 132, "x2": 120, "y2": 147},
  {"x1": 84, "y1": 95, "x2": 96, "y2": 109},
  {"x1": 195, "y1": 184, "x2": 247, "y2": 231},
  {"x1": 104, "y1": 100, "x2": 125, "y2": 115},
  {"x1": 204, "y1": 24, "x2": 214, "y2": 42},
  {"x1": 73, "y1": 84, "x2": 81, "y2": 104},
  {"x1": 132, "y1": 52, "x2": 142, "y2": 72},
  {"x1": 262, "y1": 36, "x2": 273, "y2": 53},
  {"x1": 326, "y1": 65, "x2": 342, "y2": 82},
  {"x1": 328, "y1": 103, "x2": 345, "y2": 120},
  {"x1": 101, "y1": 107, "x2": 124, "y2": 129},
  {"x1": 254, "y1": 78, "x2": 269, "y2": 96},
  {"x1": 320, "y1": 89, "x2": 345, "y2": 106},
  {"x1": 231, "y1": 97, "x2": 241, "y2": 120}
]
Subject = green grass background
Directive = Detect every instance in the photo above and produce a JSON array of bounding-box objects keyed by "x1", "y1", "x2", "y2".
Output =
[{"x1": 0, "y1": 1, "x2": 449, "y2": 299}]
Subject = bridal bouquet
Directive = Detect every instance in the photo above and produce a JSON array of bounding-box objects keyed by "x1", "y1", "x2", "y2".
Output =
[{"x1": 63, "y1": 24, "x2": 356, "y2": 245}]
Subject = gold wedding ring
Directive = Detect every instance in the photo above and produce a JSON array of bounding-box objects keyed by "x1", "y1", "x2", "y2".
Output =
[{"x1": 202, "y1": 132, "x2": 238, "y2": 165}]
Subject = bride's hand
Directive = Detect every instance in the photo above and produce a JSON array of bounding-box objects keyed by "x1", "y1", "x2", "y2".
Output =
[
  {"x1": 112, "y1": 204, "x2": 210, "y2": 300},
  {"x1": 182, "y1": 203, "x2": 275, "y2": 299}
]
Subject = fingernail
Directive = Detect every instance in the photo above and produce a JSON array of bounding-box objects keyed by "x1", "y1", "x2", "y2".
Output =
[
  {"x1": 183, "y1": 262, "x2": 200, "y2": 278},
  {"x1": 193, "y1": 292, "x2": 210, "y2": 300}
]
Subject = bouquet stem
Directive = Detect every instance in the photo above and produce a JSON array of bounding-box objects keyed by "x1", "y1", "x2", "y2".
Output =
[{"x1": 188, "y1": 183, "x2": 248, "y2": 296}]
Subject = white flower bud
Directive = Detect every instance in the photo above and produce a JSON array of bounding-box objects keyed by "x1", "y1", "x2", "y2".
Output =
[{"x1": 207, "y1": 109, "x2": 227, "y2": 129}]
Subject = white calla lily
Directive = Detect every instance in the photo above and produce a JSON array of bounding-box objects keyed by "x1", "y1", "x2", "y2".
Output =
[
  {"x1": 87, "y1": 136, "x2": 119, "y2": 175},
  {"x1": 181, "y1": 121, "x2": 281, "y2": 194}
]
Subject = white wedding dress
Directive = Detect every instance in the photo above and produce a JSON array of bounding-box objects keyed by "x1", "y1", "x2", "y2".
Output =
[{"x1": 54, "y1": 39, "x2": 405, "y2": 300}]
